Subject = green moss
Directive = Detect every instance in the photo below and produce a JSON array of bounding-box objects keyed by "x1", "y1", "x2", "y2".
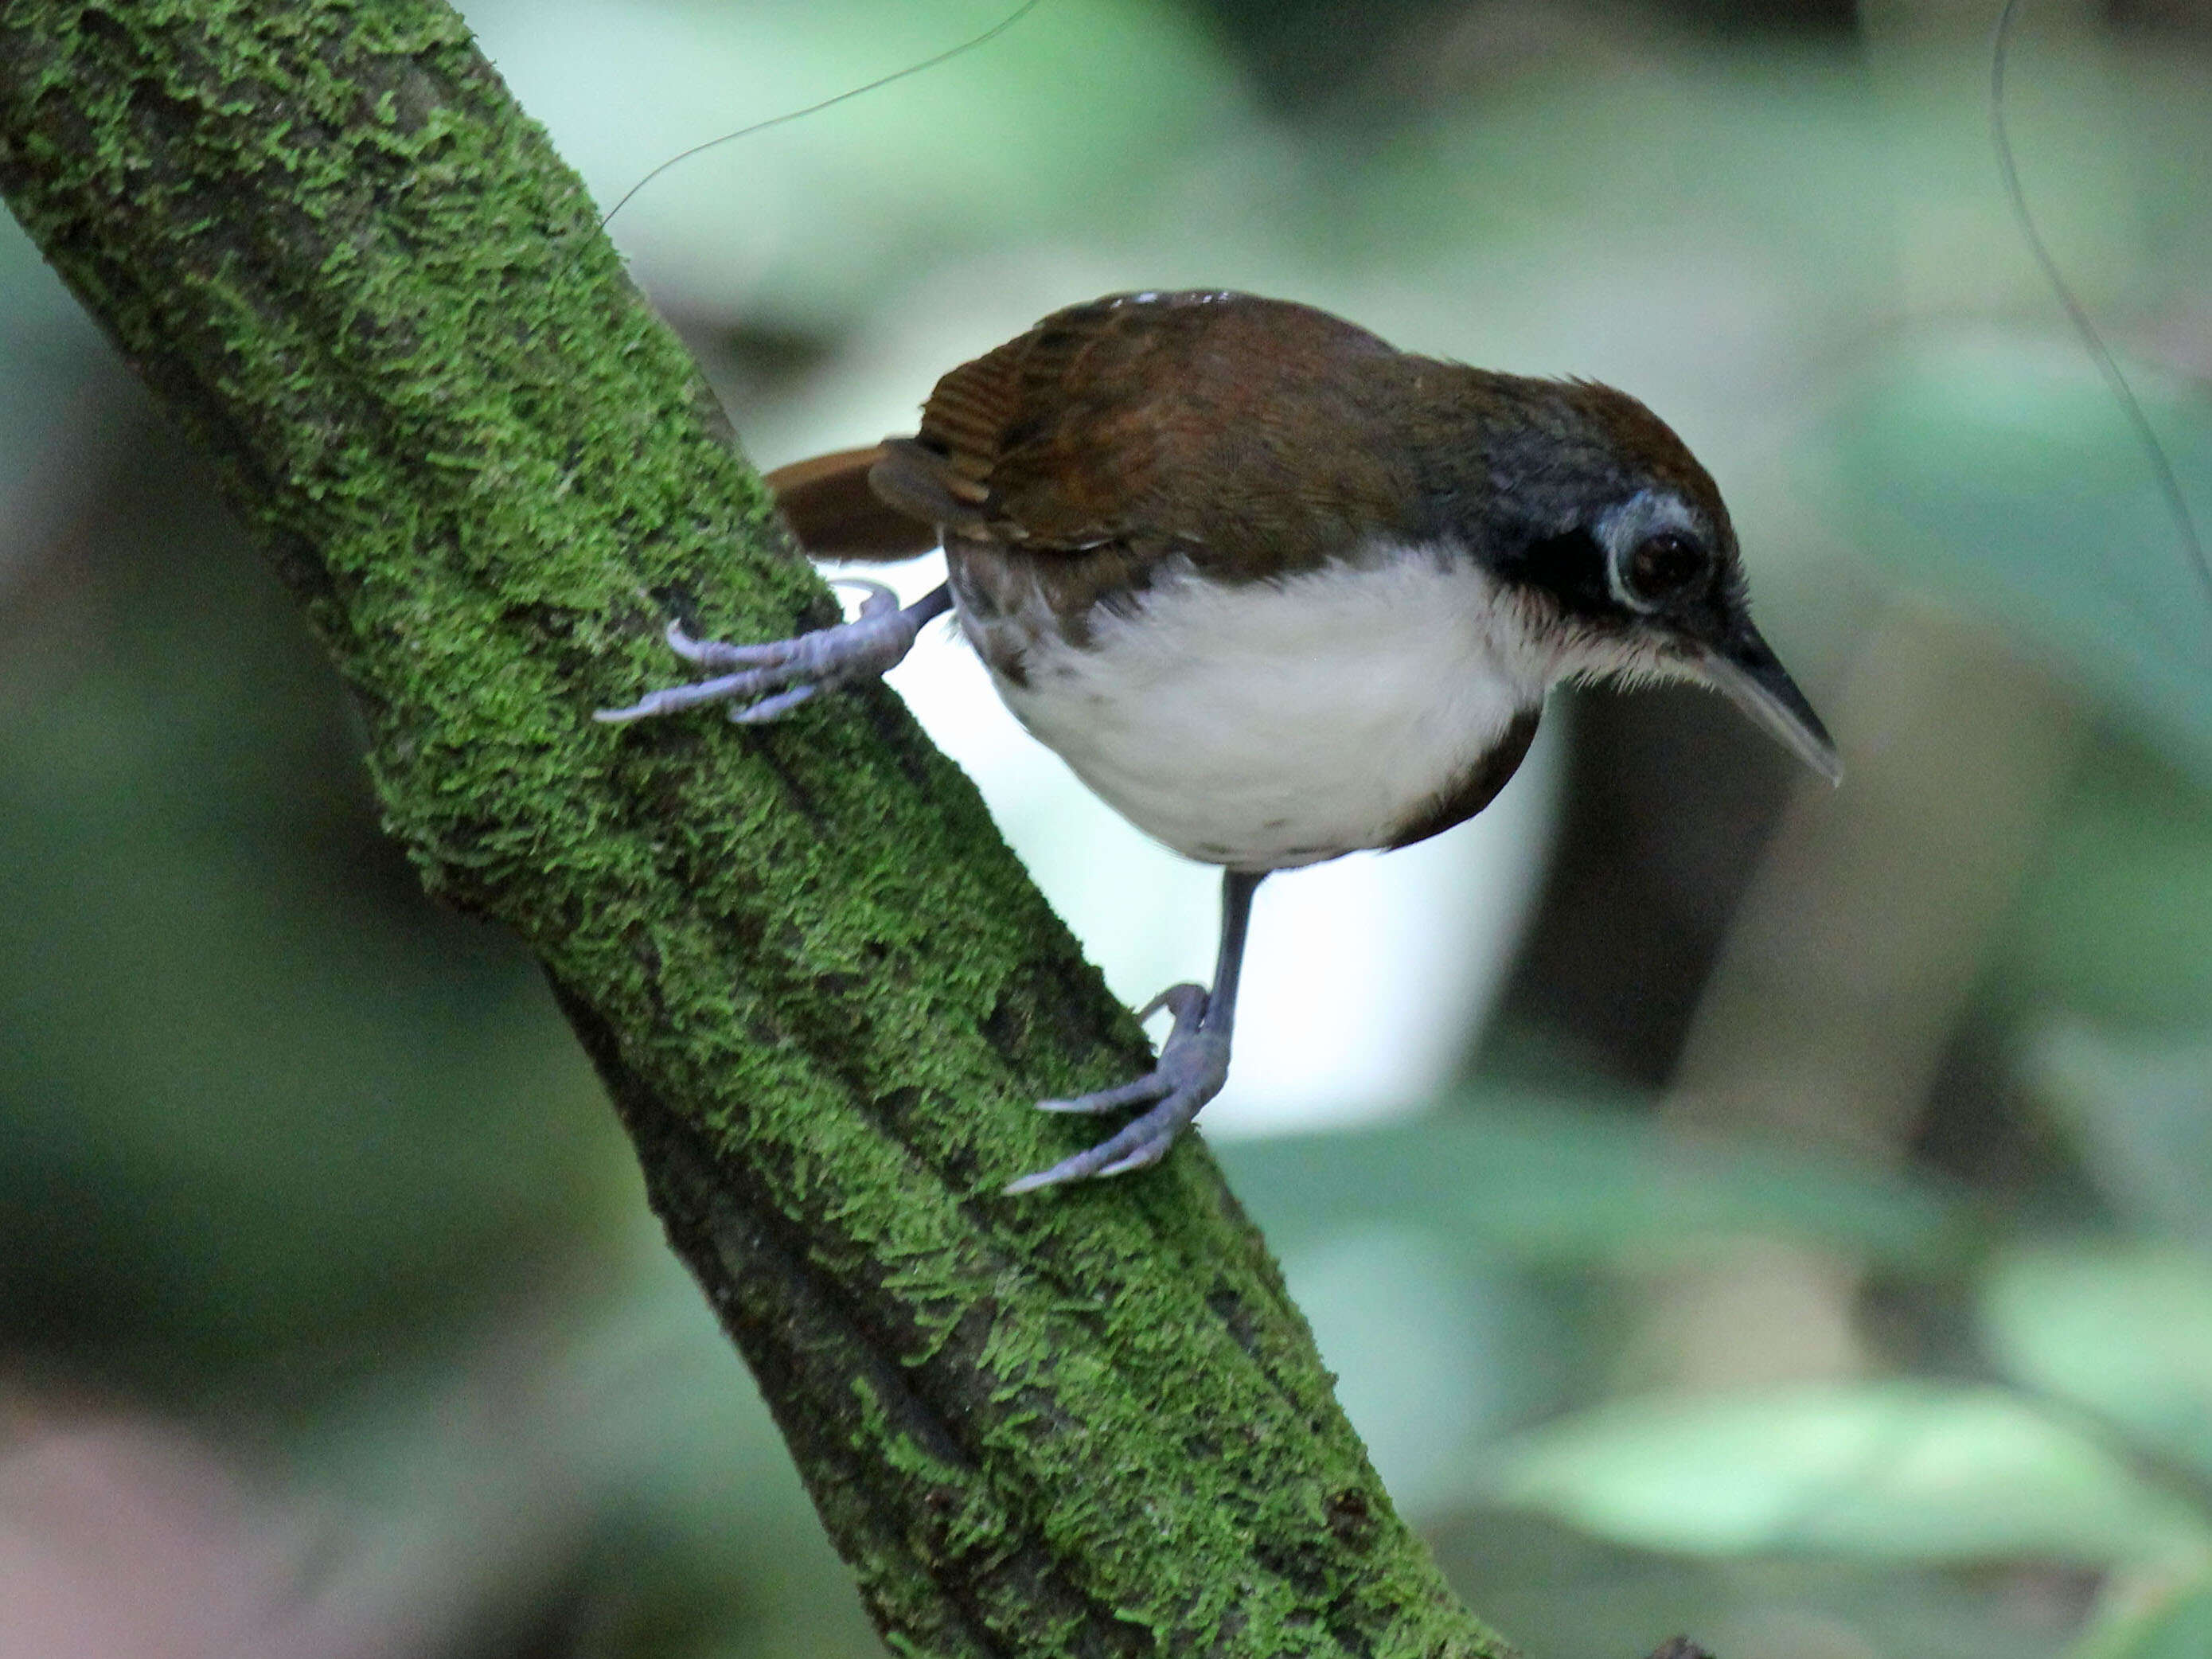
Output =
[{"x1": 0, "y1": 2, "x2": 1519, "y2": 1653}]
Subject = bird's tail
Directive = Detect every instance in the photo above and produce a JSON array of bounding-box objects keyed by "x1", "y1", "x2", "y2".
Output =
[{"x1": 763, "y1": 446, "x2": 942, "y2": 560}]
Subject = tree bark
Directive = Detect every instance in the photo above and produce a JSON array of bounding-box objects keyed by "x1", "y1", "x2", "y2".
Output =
[{"x1": 0, "y1": 2, "x2": 1521, "y2": 1655}]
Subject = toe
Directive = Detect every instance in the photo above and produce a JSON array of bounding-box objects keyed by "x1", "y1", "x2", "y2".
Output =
[
  {"x1": 1004, "y1": 1087, "x2": 1204, "y2": 1194},
  {"x1": 829, "y1": 577, "x2": 900, "y2": 619},
  {"x1": 728, "y1": 682, "x2": 820, "y2": 723},
  {"x1": 1093, "y1": 1138, "x2": 1175, "y2": 1180},
  {"x1": 679, "y1": 638, "x2": 799, "y2": 670},
  {"x1": 1035, "y1": 1072, "x2": 1172, "y2": 1114},
  {"x1": 1132, "y1": 983, "x2": 1207, "y2": 1025}
]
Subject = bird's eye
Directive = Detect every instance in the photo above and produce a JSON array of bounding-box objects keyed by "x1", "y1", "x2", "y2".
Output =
[{"x1": 1624, "y1": 530, "x2": 1709, "y2": 603}]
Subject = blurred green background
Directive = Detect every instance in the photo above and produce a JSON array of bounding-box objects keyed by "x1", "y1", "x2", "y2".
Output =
[{"x1": 4, "y1": 2, "x2": 2211, "y2": 1656}]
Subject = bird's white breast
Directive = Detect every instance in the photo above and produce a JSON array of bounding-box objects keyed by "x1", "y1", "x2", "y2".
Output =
[{"x1": 959, "y1": 545, "x2": 1552, "y2": 869}]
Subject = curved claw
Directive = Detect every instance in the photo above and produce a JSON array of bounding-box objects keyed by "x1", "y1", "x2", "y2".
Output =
[{"x1": 828, "y1": 577, "x2": 901, "y2": 619}]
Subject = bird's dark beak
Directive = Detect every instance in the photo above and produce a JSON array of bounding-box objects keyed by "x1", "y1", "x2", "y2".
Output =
[{"x1": 1697, "y1": 624, "x2": 1843, "y2": 786}]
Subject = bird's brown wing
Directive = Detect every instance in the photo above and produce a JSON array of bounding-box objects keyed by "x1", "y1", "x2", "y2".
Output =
[{"x1": 873, "y1": 291, "x2": 1410, "y2": 579}]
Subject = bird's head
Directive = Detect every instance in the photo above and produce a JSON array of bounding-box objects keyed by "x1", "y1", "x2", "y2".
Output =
[{"x1": 1453, "y1": 375, "x2": 1842, "y2": 785}]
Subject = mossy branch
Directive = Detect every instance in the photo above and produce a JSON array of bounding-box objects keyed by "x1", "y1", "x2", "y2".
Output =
[{"x1": 0, "y1": 3, "x2": 1521, "y2": 1654}]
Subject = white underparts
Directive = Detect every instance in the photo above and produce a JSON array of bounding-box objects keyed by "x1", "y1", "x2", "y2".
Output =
[{"x1": 961, "y1": 544, "x2": 1566, "y2": 869}]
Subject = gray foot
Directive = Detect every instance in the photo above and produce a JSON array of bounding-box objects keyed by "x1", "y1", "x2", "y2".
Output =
[
  {"x1": 1005, "y1": 985, "x2": 1232, "y2": 1193},
  {"x1": 596, "y1": 580, "x2": 941, "y2": 725}
]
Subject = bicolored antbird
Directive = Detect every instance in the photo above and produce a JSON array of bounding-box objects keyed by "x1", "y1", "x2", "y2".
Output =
[{"x1": 600, "y1": 290, "x2": 1839, "y2": 1192}]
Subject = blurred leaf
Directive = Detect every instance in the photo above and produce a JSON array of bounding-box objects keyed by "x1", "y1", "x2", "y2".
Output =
[
  {"x1": 1821, "y1": 337, "x2": 2212, "y2": 785},
  {"x1": 1282, "y1": 1228, "x2": 1566, "y2": 1518},
  {"x1": 466, "y1": 0, "x2": 1248, "y2": 326},
  {"x1": 0, "y1": 213, "x2": 119, "y2": 560},
  {"x1": 543, "y1": 1243, "x2": 888, "y2": 1654},
  {"x1": 0, "y1": 447, "x2": 631, "y2": 1392},
  {"x1": 1983, "y1": 1241, "x2": 2212, "y2": 1480},
  {"x1": 1433, "y1": 1507, "x2": 2083, "y2": 1659},
  {"x1": 1492, "y1": 1383, "x2": 2212, "y2": 1567},
  {"x1": 2019, "y1": 1019, "x2": 2212, "y2": 1240},
  {"x1": 1217, "y1": 1100, "x2": 1969, "y2": 1271},
  {"x1": 299, "y1": 1237, "x2": 870, "y2": 1655},
  {"x1": 559, "y1": 1239, "x2": 825, "y2": 1548},
  {"x1": 1995, "y1": 739, "x2": 2212, "y2": 1033},
  {"x1": 307, "y1": 1235, "x2": 812, "y2": 1546},
  {"x1": 2074, "y1": 1575, "x2": 2212, "y2": 1659}
]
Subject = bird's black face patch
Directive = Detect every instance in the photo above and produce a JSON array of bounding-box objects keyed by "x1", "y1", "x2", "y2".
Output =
[
  {"x1": 1490, "y1": 502, "x2": 1749, "y2": 668},
  {"x1": 1493, "y1": 524, "x2": 1617, "y2": 621}
]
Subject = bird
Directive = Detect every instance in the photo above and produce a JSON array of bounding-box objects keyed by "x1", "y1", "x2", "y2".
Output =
[{"x1": 598, "y1": 289, "x2": 1840, "y2": 1193}]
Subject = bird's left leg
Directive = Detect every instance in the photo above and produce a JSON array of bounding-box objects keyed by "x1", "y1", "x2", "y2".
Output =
[
  {"x1": 1005, "y1": 869, "x2": 1266, "y2": 1193},
  {"x1": 596, "y1": 580, "x2": 952, "y2": 725}
]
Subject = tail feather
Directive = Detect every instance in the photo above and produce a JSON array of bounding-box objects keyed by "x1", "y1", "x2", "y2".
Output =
[{"x1": 763, "y1": 445, "x2": 941, "y2": 560}]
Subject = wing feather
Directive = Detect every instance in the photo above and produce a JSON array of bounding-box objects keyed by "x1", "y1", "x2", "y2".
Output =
[{"x1": 898, "y1": 291, "x2": 1407, "y2": 574}]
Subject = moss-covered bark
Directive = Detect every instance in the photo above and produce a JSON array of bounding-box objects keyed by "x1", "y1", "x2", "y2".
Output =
[{"x1": 0, "y1": 3, "x2": 1520, "y2": 1653}]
